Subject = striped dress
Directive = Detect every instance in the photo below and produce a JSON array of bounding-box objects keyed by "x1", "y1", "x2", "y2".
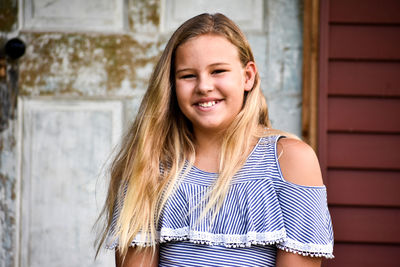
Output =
[{"x1": 107, "y1": 135, "x2": 334, "y2": 266}]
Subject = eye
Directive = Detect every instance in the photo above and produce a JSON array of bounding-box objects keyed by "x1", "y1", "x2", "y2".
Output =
[
  {"x1": 179, "y1": 74, "x2": 196, "y2": 79},
  {"x1": 212, "y1": 69, "x2": 227, "y2": 75}
]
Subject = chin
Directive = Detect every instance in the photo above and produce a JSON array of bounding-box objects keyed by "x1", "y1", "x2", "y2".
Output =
[{"x1": 197, "y1": 123, "x2": 228, "y2": 133}]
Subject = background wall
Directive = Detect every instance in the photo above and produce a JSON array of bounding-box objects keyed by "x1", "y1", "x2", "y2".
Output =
[
  {"x1": 17, "y1": 0, "x2": 304, "y2": 133},
  {"x1": 318, "y1": 0, "x2": 400, "y2": 266},
  {"x1": 0, "y1": 0, "x2": 303, "y2": 266}
]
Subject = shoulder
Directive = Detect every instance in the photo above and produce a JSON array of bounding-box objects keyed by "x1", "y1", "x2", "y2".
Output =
[{"x1": 276, "y1": 137, "x2": 324, "y2": 187}]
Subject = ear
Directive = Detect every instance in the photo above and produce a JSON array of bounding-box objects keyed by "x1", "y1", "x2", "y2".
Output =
[{"x1": 243, "y1": 61, "x2": 257, "y2": 91}]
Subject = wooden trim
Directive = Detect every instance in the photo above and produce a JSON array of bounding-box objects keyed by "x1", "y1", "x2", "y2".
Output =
[
  {"x1": 301, "y1": 0, "x2": 320, "y2": 151},
  {"x1": 317, "y1": 0, "x2": 330, "y2": 183}
]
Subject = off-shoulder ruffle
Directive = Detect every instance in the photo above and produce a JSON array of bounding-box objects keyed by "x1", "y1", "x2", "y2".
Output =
[
  {"x1": 106, "y1": 136, "x2": 334, "y2": 259},
  {"x1": 272, "y1": 180, "x2": 334, "y2": 258},
  {"x1": 106, "y1": 178, "x2": 287, "y2": 249}
]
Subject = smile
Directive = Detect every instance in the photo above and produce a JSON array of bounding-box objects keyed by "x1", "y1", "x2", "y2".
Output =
[{"x1": 197, "y1": 101, "x2": 218, "y2": 108}]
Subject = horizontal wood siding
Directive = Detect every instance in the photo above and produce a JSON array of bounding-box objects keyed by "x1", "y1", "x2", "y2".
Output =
[
  {"x1": 327, "y1": 243, "x2": 400, "y2": 267},
  {"x1": 327, "y1": 133, "x2": 400, "y2": 169},
  {"x1": 328, "y1": 170, "x2": 400, "y2": 206},
  {"x1": 329, "y1": 0, "x2": 400, "y2": 24},
  {"x1": 328, "y1": 98, "x2": 400, "y2": 132},
  {"x1": 319, "y1": 0, "x2": 400, "y2": 266},
  {"x1": 329, "y1": 62, "x2": 400, "y2": 97},
  {"x1": 330, "y1": 207, "x2": 400, "y2": 243},
  {"x1": 330, "y1": 25, "x2": 400, "y2": 59}
]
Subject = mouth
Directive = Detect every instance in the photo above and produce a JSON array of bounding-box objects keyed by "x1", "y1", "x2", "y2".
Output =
[{"x1": 196, "y1": 100, "x2": 221, "y2": 108}]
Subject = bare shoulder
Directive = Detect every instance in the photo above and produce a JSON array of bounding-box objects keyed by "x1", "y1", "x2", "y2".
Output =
[{"x1": 277, "y1": 137, "x2": 324, "y2": 187}]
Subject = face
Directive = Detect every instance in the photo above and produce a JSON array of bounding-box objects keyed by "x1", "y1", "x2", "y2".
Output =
[{"x1": 174, "y1": 34, "x2": 256, "y2": 135}]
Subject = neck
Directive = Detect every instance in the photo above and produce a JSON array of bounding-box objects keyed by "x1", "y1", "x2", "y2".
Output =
[
  {"x1": 194, "y1": 128, "x2": 224, "y2": 153},
  {"x1": 192, "y1": 128, "x2": 225, "y2": 172}
]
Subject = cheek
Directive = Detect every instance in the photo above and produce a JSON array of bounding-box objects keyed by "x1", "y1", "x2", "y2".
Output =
[
  {"x1": 231, "y1": 89, "x2": 247, "y2": 112},
  {"x1": 175, "y1": 84, "x2": 185, "y2": 105},
  {"x1": 176, "y1": 80, "x2": 194, "y2": 100},
  {"x1": 175, "y1": 85, "x2": 191, "y2": 117}
]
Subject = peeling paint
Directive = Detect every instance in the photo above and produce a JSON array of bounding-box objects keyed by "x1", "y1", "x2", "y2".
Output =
[
  {"x1": 19, "y1": 33, "x2": 164, "y2": 96},
  {"x1": 0, "y1": 122, "x2": 17, "y2": 267},
  {"x1": 264, "y1": 0, "x2": 303, "y2": 135},
  {"x1": 0, "y1": 1, "x2": 19, "y2": 266},
  {"x1": 128, "y1": 0, "x2": 160, "y2": 32},
  {"x1": 0, "y1": 0, "x2": 18, "y2": 32}
]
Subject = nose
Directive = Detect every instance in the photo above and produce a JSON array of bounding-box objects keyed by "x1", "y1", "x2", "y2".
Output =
[{"x1": 196, "y1": 74, "x2": 213, "y2": 94}]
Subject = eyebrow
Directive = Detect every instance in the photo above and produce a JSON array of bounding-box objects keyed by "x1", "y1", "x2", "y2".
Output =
[{"x1": 175, "y1": 62, "x2": 230, "y2": 74}]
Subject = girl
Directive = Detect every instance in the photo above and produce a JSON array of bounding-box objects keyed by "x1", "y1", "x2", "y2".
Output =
[{"x1": 96, "y1": 13, "x2": 334, "y2": 267}]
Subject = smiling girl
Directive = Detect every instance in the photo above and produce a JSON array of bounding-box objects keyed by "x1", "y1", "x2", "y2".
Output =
[{"x1": 96, "y1": 13, "x2": 334, "y2": 267}]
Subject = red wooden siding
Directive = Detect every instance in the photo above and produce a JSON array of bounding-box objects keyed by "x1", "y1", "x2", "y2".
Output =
[
  {"x1": 328, "y1": 98, "x2": 400, "y2": 132},
  {"x1": 319, "y1": 0, "x2": 400, "y2": 266},
  {"x1": 329, "y1": 0, "x2": 400, "y2": 24},
  {"x1": 329, "y1": 62, "x2": 400, "y2": 97},
  {"x1": 327, "y1": 134, "x2": 400, "y2": 169},
  {"x1": 331, "y1": 207, "x2": 400, "y2": 243},
  {"x1": 330, "y1": 25, "x2": 400, "y2": 59},
  {"x1": 331, "y1": 244, "x2": 400, "y2": 267},
  {"x1": 328, "y1": 170, "x2": 400, "y2": 207}
]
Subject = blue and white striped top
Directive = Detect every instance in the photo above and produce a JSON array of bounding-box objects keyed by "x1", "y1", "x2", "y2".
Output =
[{"x1": 107, "y1": 135, "x2": 334, "y2": 266}]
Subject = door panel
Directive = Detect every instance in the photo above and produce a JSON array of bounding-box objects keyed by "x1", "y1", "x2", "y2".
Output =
[{"x1": 18, "y1": 99, "x2": 122, "y2": 266}]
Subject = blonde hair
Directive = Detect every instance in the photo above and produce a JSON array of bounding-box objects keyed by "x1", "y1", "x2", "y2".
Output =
[{"x1": 96, "y1": 13, "x2": 290, "y2": 260}]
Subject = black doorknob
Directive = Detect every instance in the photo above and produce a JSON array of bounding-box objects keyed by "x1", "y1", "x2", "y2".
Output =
[{"x1": 5, "y1": 38, "x2": 26, "y2": 60}]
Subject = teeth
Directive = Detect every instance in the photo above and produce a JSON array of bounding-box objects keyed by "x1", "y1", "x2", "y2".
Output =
[{"x1": 198, "y1": 101, "x2": 216, "y2": 108}]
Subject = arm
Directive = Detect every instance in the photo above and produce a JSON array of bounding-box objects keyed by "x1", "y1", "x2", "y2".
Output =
[
  {"x1": 276, "y1": 250, "x2": 321, "y2": 267},
  {"x1": 275, "y1": 138, "x2": 324, "y2": 266},
  {"x1": 277, "y1": 137, "x2": 324, "y2": 187},
  {"x1": 115, "y1": 246, "x2": 159, "y2": 267}
]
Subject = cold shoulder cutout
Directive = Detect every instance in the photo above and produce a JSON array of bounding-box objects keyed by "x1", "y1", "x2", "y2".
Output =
[
  {"x1": 276, "y1": 137, "x2": 324, "y2": 187},
  {"x1": 106, "y1": 135, "x2": 334, "y2": 266},
  {"x1": 273, "y1": 136, "x2": 333, "y2": 258}
]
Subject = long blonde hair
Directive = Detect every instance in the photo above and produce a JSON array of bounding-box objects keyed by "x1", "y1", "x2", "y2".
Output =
[{"x1": 96, "y1": 13, "x2": 277, "y2": 259}]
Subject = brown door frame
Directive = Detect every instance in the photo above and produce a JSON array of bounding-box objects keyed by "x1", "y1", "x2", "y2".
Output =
[
  {"x1": 301, "y1": 0, "x2": 329, "y2": 182},
  {"x1": 301, "y1": 0, "x2": 320, "y2": 150}
]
